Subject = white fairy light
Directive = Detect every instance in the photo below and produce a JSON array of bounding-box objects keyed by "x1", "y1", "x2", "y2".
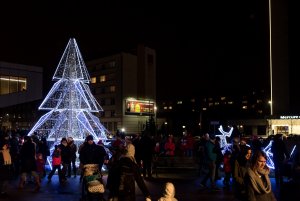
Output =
[{"x1": 28, "y1": 38, "x2": 109, "y2": 153}]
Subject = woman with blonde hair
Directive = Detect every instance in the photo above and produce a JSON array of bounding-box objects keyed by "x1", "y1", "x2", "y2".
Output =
[{"x1": 245, "y1": 150, "x2": 277, "y2": 201}]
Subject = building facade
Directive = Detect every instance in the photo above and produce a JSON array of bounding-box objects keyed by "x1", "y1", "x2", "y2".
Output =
[
  {"x1": 86, "y1": 44, "x2": 156, "y2": 135},
  {"x1": 0, "y1": 61, "x2": 43, "y2": 130}
]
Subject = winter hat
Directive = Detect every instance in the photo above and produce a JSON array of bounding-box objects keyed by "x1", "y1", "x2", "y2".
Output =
[
  {"x1": 209, "y1": 133, "x2": 216, "y2": 140},
  {"x1": 158, "y1": 182, "x2": 178, "y2": 201},
  {"x1": 86, "y1": 135, "x2": 94, "y2": 141}
]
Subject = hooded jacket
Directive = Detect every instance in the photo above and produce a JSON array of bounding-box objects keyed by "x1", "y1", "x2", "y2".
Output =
[{"x1": 158, "y1": 182, "x2": 178, "y2": 201}]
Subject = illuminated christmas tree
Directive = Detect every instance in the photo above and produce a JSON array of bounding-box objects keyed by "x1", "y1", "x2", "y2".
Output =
[{"x1": 28, "y1": 38, "x2": 109, "y2": 146}]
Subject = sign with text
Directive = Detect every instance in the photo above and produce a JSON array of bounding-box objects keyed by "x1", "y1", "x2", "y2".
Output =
[{"x1": 125, "y1": 99, "x2": 155, "y2": 116}]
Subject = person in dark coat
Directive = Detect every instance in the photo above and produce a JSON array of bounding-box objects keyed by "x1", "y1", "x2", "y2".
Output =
[
  {"x1": 58, "y1": 137, "x2": 71, "y2": 182},
  {"x1": 37, "y1": 137, "x2": 50, "y2": 177},
  {"x1": 107, "y1": 143, "x2": 151, "y2": 201},
  {"x1": 140, "y1": 131, "x2": 155, "y2": 178},
  {"x1": 18, "y1": 136, "x2": 40, "y2": 192},
  {"x1": 271, "y1": 134, "x2": 289, "y2": 185},
  {"x1": 67, "y1": 137, "x2": 77, "y2": 177},
  {"x1": 79, "y1": 135, "x2": 107, "y2": 166}
]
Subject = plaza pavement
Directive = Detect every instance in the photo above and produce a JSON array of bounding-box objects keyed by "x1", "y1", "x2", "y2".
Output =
[{"x1": 1, "y1": 169, "x2": 299, "y2": 201}]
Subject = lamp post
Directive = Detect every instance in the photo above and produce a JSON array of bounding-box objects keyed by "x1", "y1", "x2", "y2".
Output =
[
  {"x1": 269, "y1": 0, "x2": 273, "y2": 116},
  {"x1": 154, "y1": 106, "x2": 157, "y2": 130}
]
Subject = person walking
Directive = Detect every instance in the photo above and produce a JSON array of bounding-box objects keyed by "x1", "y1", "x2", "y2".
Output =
[
  {"x1": 67, "y1": 137, "x2": 77, "y2": 177},
  {"x1": 18, "y1": 136, "x2": 40, "y2": 192},
  {"x1": 58, "y1": 138, "x2": 71, "y2": 182},
  {"x1": 245, "y1": 150, "x2": 277, "y2": 201},
  {"x1": 47, "y1": 145, "x2": 63, "y2": 183},
  {"x1": 200, "y1": 133, "x2": 219, "y2": 190},
  {"x1": 107, "y1": 143, "x2": 151, "y2": 201}
]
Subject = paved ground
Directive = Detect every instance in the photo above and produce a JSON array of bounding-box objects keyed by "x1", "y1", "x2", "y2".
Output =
[{"x1": 1, "y1": 169, "x2": 300, "y2": 201}]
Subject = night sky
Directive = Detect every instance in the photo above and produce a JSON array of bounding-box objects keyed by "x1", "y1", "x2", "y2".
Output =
[{"x1": 0, "y1": 1, "x2": 271, "y2": 99}]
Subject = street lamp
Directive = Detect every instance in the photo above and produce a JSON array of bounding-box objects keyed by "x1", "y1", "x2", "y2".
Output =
[
  {"x1": 269, "y1": 0, "x2": 273, "y2": 116},
  {"x1": 268, "y1": 100, "x2": 272, "y2": 116}
]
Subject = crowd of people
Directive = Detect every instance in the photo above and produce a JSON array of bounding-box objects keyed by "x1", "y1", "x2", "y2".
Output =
[
  {"x1": 1, "y1": 128, "x2": 300, "y2": 201},
  {"x1": 196, "y1": 132, "x2": 300, "y2": 201}
]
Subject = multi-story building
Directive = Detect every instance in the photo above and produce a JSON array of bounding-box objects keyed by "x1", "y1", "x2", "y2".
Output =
[
  {"x1": 157, "y1": 89, "x2": 271, "y2": 137},
  {"x1": 0, "y1": 61, "x2": 43, "y2": 130},
  {"x1": 86, "y1": 44, "x2": 156, "y2": 135}
]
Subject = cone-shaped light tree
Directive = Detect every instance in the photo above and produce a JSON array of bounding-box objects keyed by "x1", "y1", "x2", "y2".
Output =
[{"x1": 28, "y1": 38, "x2": 109, "y2": 145}]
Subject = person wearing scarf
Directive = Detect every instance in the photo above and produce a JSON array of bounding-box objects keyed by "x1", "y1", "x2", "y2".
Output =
[
  {"x1": 245, "y1": 150, "x2": 277, "y2": 201},
  {"x1": 0, "y1": 141, "x2": 12, "y2": 198}
]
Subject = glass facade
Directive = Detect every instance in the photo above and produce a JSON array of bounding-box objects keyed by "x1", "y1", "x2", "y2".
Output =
[{"x1": 0, "y1": 75, "x2": 27, "y2": 95}]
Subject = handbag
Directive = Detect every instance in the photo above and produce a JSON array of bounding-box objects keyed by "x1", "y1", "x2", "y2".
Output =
[{"x1": 87, "y1": 180, "x2": 105, "y2": 193}]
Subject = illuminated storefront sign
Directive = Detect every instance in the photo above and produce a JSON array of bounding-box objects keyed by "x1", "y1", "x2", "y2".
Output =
[
  {"x1": 280, "y1": 116, "x2": 300, "y2": 119},
  {"x1": 125, "y1": 99, "x2": 155, "y2": 116}
]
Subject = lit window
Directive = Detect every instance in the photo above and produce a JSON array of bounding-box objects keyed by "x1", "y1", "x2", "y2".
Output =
[
  {"x1": 215, "y1": 102, "x2": 219, "y2": 105},
  {"x1": 220, "y1": 96, "x2": 226, "y2": 101},
  {"x1": 202, "y1": 107, "x2": 207, "y2": 111},
  {"x1": 228, "y1": 101, "x2": 233, "y2": 104},
  {"x1": 110, "y1": 85, "x2": 116, "y2": 92},
  {"x1": 91, "y1": 77, "x2": 96, "y2": 83},
  {"x1": 19, "y1": 77, "x2": 27, "y2": 91},
  {"x1": 177, "y1": 101, "x2": 182, "y2": 104},
  {"x1": 9, "y1": 76, "x2": 18, "y2": 93},
  {"x1": 100, "y1": 75, "x2": 106, "y2": 82},
  {"x1": 164, "y1": 106, "x2": 168, "y2": 110},
  {"x1": 109, "y1": 61, "x2": 116, "y2": 67},
  {"x1": 168, "y1": 106, "x2": 172, "y2": 110},
  {"x1": 242, "y1": 106, "x2": 247, "y2": 109},
  {"x1": 0, "y1": 75, "x2": 27, "y2": 95},
  {"x1": 0, "y1": 75, "x2": 9, "y2": 95}
]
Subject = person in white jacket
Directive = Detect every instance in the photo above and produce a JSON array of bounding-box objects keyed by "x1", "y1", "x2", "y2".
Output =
[{"x1": 158, "y1": 182, "x2": 178, "y2": 201}]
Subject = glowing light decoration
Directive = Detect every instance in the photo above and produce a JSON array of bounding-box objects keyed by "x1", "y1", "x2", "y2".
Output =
[
  {"x1": 216, "y1": 125, "x2": 233, "y2": 154},
  {"x1": 263, "y1": 140, "x2": 275, "y2": 169},
  {"x1": 28, "y1": 38, "x2": 109, "y2": 148},
  {"x1": 214, "y1": 125, "x2": 295, "y2": 170}
]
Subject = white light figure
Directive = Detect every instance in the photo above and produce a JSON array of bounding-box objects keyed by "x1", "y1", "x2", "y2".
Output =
[
  {"x1": 216, "y1": 125, "x2": 233, "y2": 154},
  {"x1": 28, "y1": 38, "x2": 109, "y2": 168},
  {"x1": 263, "y1": 142, "x2": 297, "y2": 170},
  {"x1": 263, "y1": 140, "x2": 275, "y2": 169}
]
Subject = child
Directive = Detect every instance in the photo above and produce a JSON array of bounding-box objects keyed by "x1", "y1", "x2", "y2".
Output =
[
  {"x1": 36, "y1": 153, "x2": 45, "y2": 182},
  {"x1": 158, "y1": 182, "x2": 178, "y2": 201},
  {"x1": 47, "y1": 145, "x2": 63, "y2": 183},
  {"x1": 223, "y1": 150, "x2": 232, "y2": 187}
]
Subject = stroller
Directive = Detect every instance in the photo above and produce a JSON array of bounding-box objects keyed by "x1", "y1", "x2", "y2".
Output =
[{"x1": 80, "y1": 164, "x2": 105, "y2": 201}]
